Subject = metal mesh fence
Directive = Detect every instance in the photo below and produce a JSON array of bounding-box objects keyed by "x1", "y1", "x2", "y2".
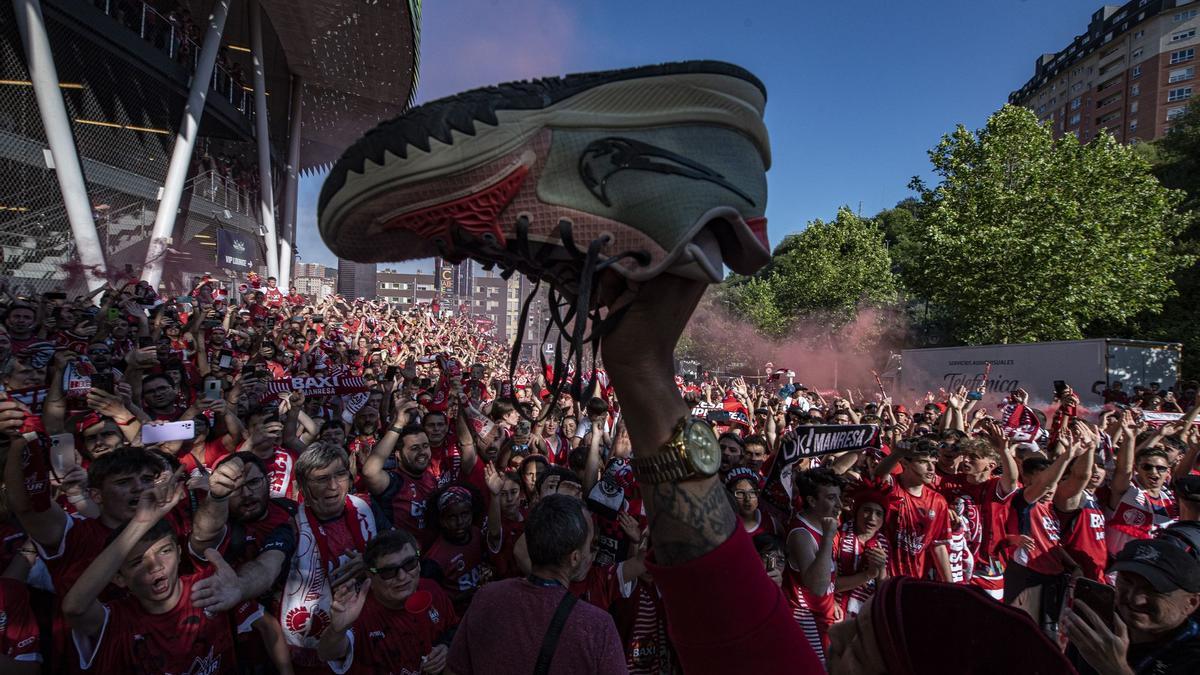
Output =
[{"x1": 0, "y1": 0, "x2": 267, "y2": 295}]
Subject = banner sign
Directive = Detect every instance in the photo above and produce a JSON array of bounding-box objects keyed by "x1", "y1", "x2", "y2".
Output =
[
  {"x1": 264, "y1": 374, "x2": 369, "y2": 398},
  {"x1": 1141, "y1": 411, "x2": 1200, "y2": 428},
  {"x1": 763, "y1": 424, "x2": 882, "y2": 512},
  {"x1": 217, "y1": 229, "x2": 254, "y2": 271}
]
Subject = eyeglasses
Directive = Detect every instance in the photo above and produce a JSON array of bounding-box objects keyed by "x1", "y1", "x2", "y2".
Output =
[
  {"x1": 307, "y1": 469, "x2": 351, "y2": 486},
  {"x1": 1139, "y1": 464, "x2": 1170, "y2": 474},
  {"x1": 239, "y1": 476, "x2": 267, "y2": 492},
  {"x1": 762, "y1": 554, "x2": 784, "y2": 571},
  {"x1": 733, "y1": 489, "x2": 758, "y2": 499},
  {"x1": 369, "y1": 556, "x2": 420, "y2": 579}
]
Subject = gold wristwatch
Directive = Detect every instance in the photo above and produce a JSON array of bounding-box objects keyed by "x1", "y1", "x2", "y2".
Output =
[{"x1": 630, "y1": 416, "x2": 722, "y2": 484}]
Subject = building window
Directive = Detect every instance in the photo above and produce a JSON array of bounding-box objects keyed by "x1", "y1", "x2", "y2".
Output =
[
  {"x1": 1132, "y1": 48, "x2": 1144, "y2": 60},
  {"x1": 1131, "y1": 84, "x2": 1140, "y2": 96},
  {"x1": 1133, "y1": 29, "x2": 1145, "y2": 40},
  {"x1": 1169, "y1": 66, "x2": 1196, "y2": 83},
  {"x1": 1097, "y1": 92, "x2": 1122, "y2": 108},
  {"x1": 1069, "y1": 112, "x2": 1081, "y2": 126},
  {"x1": 1130, "y1": 119, "x2": 1138, "y2": 131},
  {"x1": 1167, "y1": 106, "x2": 1188, "y2": 121},
  {"x1": 1132, "y1": 65, "x2": 1142, "y2": 78},
  {"x1": 1176, "y1": 9, "x2": 1199, "y2": 22},
  {"x1": 1172, "y1": 29, "x2": 1197, "y2": 43},
  {"x1": 1173, "y1": 48, "x2": 1196, "y2": 64},
  {"x1": 1071, "y1": 97, "x2": 1082, "y2": 110},
  {"x1": 1096, "y1": 111, "x2": 1121, "y2": 126},
  {"x1": 1131, "y1": 101, "x2": 1139, "y2": 114},
  {"x1": 1168, "y1": 87, "x2": 1194, "y2": 102}
]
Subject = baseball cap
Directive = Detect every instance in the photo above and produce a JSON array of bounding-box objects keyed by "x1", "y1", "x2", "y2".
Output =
[
  {"x1": 1160, "y1": 522, "x2": 1200, "y2": 562},
  {"x1": 1111, "y1": 538, "x2": 1200, "y2": 592},
  {"x1": 1174, "y1": 475, "x2": 1200, "y2": 502}
]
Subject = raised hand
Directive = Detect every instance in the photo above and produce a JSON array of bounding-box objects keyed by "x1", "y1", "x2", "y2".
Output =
[
  {"x1": 617, "y1": 512, "x2": 644, "y2": 544},
  {"x1": 191, "y1": 549, "x2": 244, "y2": 611},
  {"x1": 207, "y1": 455, "x2": 244, "y2": 500},
  {"x1": 132, "y1": 468, "x2": 185, "y2": 526},
  {"x1": 0, "y1": 398, "x2": 27, "y2": 437},
  {"x1": 483, "y1": 462, "x2": 503, "y2": 496}
]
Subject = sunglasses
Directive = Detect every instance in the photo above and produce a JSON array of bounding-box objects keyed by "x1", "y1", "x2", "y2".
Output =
[
  {"x1": 1139, "y1": 464, "x2": 1170, "y2": 474},
  {"x1": 369, "y1": 556, "x2": 420, "y2": 580}
]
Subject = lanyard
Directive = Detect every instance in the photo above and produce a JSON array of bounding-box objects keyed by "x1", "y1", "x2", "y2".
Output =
[{"x1": 527, "y1": 574, "x2": 564, "y2": 589}]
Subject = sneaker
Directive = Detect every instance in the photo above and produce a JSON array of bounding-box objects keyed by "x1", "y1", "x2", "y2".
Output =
[{"x1": 318, "y1": 60, "x2": 771, "y2": 293}]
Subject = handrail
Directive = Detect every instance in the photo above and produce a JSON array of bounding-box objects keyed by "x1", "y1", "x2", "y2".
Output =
[{"x1": 97, "y1": 0, "x2": 253, "y2": 119}]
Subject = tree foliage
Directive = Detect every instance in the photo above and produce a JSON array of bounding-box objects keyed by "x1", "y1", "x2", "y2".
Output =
[
  {"x1": 906, "y1": 104, "x2": 1193, "y2": 345},
  {"x1": 723, "y1": 207, "x2": 897, "y2": 338}
]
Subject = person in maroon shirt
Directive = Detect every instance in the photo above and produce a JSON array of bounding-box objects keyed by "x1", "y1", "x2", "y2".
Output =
[
  {"x1": 447, "y1": 494, "x2": 625, "y2": 674},
  {"x1": 320, "y1": 529, "x2": 458, "y2": 674},
  {"x1": 423, "y1": 484, "x2": 487, "y2": 614},
  {"x1": 364, "y1": 416, "x2": 443, "y2": 550}
]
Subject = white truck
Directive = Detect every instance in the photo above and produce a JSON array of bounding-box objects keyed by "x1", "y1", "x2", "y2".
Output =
[{"x1": 883, "y1": 339, "x2": 1181, "y2": 409}]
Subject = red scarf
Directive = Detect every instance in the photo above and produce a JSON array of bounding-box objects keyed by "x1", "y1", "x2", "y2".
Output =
[{"x1": 305, "y1": 497, "x2": 367, "y2": 573}]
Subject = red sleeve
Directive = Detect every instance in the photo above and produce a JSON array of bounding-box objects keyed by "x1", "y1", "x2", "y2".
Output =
[
  {"x1": 646, "y1": 526, "x2": 823, "y2": 674},
  {"x1": 930, "y1": 496, "x2": 951, "y2": 545}
]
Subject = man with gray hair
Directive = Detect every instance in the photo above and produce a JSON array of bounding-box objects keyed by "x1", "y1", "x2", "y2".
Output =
[
  {"x1": 448, "y1": 494, "x2": 625, "y2": 674},
  {"x1": 281, "y1": 442, "x2": 381, "y2": 672}
]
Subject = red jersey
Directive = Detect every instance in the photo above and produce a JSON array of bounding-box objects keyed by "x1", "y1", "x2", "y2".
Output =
[
  {"x1": 77, "y1": 572, "x2": 262, "y2": 674},
  {"x1": 1059, "y1": 493, "x2": 1108, "y2": 582},
  {"x1": 487, "y1": 514, "x2": 526, "y2": 580},
  {"x1": 1102, "y1": 482, "x2": 1178, "y2": 557},
  {"x1": 783, "y1": 514, "x2": 837, "y2": 661},
  {"x1": 569, "y1": 563, "x2": 621, "y2": 610},
  {"x1": 371, "y1": 469, "x2": 439, "y2": 550},
  {"x1": 178, "y1": 440, "x2": 231, "y2": 477},
  {"x1": 38, "y1": 515, "x2": 114, "y2": 600},
  {"x1": 938, "y1": 474, "x2": 1015, "y2": 565},
  {"x1": 879, "y1": 478, "x2": 951, "y2": 580},
  {"x1": 1008, "y1": 491, "x2": 1064, "y2": 575},
  {"x1": 330, "y1": 579, "x2": 458, "y2": 674},
  {"x1": 833, "y1": 522, "x2": 888, "y2": 618},
  {"x1": 425, "y1": 527, "x2": 486, "y2": 613},
  {"x1": 264, "y1": 287, "x2": 284, "y2": 307},
  {"x1": 742, "y1": 509, "x2": 779, "y2": 540},
  {"x1": 0, "y1": 578, "x2": 41, "y2": 666},
  {"x1": 611, "y1": 578, "x2": 674, "y2": 675}
]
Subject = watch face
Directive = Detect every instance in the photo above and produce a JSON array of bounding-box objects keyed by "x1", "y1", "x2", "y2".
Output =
[{"x1": 685, "y1": 420, "x2": 721, "y2": 476}]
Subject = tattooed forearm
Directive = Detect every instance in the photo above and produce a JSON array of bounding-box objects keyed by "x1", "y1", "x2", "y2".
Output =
[{"x1": 644, "y1": 477, "x2": 737, "y2": 566}]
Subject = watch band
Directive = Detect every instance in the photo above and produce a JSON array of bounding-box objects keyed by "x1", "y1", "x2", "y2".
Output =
[{"x1": 630, "y1": 416, "x2": 692, "y2": 485}]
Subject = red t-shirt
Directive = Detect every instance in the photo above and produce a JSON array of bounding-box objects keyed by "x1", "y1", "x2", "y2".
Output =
[
  {"x1": 568, "y1": 563, "x2": 621, "y2": 610},
  {"x1": 428, "y1": 434, "x2": 462, "y2": 483},
  {"x1": 331, "y1": 580, "x2": 458, "y2": 674},
  {"x1": 1008, "y1": 491, "x2": 1065, "y2": 575},
  {"x1": 1059, "y1": 493, "x2": 1108, "y2": 582},
  {"x1": 372, "y1": 469, "x2": 439, "y2": 550},
  {"x1": 0, "y1": 578, "x2": 41, "y2": 666},
  {"x1": 178, "y1": 440, "x2": 231, "y2": 476},
  {"x1": 834, "y1": 522, "x2": 889, "y2": 618},
  {"x1": 488, "y1": 514, "x2": 526, "y2": 580},
  {"x1": 76, "y1": 571, "x2": 262, "y2": 673},
  {"x1": 938, "y1": 474, "x2": 1015, "y2": 565},
  {"x1": 878, "y1": 478, "x2": 951, "y2": 580},
  {"x1": 425, "y1": 527, "x2": 486, "y2": 612}
]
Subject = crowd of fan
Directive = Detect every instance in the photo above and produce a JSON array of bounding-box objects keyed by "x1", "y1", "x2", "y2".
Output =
[{"x1": 0, "y1": 271, "x2": 1195, "y2": 674}]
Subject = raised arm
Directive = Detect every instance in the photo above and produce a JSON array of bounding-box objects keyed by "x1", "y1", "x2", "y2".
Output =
[
  {"x1": 1108, "y1": 410, "x2": 1138, "y2": 511},
  {"x1": 1022, "y1": 441, "x2": 1077, "y2": 504},
  {"x1": 3, "y1": 430, "x2": 68, "y2": 554},
  {"x1": 1055, "y1": 426, "x2": 1094, "y2": 514}
]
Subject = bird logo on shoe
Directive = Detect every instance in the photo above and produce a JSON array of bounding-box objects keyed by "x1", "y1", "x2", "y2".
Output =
[{"x1": 578, "y1": 137, "x2": 756, "y2": 207}]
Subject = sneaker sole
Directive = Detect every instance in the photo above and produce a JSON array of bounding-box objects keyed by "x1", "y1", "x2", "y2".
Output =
[{"x1": 319, "y1": 61, "x2": 771, "y2": 281}]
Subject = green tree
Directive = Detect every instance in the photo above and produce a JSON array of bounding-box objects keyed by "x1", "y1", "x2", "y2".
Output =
[
  {"x1": 1154, "y1": 102, "x2": 1200, "y2": 213},
  {"x1": 908, "y1": 104, "x2": 1193, "y2": 345},
  {"x1": 723, "y1": 207, "x2": 897, "y2": 338}
]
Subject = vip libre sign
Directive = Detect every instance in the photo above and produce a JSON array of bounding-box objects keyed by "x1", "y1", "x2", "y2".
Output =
[{"x1": 217, "y1": 229, "x2": 254, "y2": 271}]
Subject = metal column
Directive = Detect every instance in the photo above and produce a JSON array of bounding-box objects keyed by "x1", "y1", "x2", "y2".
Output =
[
  {"x1": 278, "y1": 74, "x2": 302, "y2": 290},
  {"x1": 141, "y1": 0, "x2": 232, "y2": 290},
  {"x1": 249, "y1": 0, "x2": 279, "y2": 281},
  {"x1": 12, "y1": 0, "x2": 108, "y2": 292}
]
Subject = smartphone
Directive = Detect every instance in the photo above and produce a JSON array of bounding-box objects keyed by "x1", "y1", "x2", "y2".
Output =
[
  {"x1": 312, "y1": 315, "x2": 324, "y2": 323},
  {"x1": 203, "y1": 378, "x2": 223, "y2": 401},
  {"x1": 141, "y1": 421, "x2": 195, "y2": 443},
  {"x1": 385, "y1": 365, "x2": 399, "y2": 380},
  {"x1": 1072, "y1": 578, "x2": 1116, "y2": 630},
  {"x1": 90, "y1": 372, "x2": 113, "y2": 394},
  {"x1": 49, "y1": 433, "x2": 77, "y2": 475},
  {"x1": 1054, "y1": 380, "x2": 1068, "y2": 398},
  {"x1": 106, "y1": 308, "x2": 120, "y2": 321},
  {"x1": 218, "y1": 351, "x2": 233, "y2": 369},
  {"x1": 967, "y1": 391, "x2": 983, "y2": 401}
]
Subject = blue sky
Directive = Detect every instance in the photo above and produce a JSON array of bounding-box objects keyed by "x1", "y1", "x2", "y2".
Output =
[{"x1": 294, "y1": 0, "x2": 1104, "y2": 271}]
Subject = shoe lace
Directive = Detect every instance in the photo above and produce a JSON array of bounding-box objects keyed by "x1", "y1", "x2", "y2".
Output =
[{"x1": 444, "y1": 217, "x2": 650, "y2": 419}]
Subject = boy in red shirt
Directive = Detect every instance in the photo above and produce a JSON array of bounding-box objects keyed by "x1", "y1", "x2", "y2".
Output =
[
  {"x1": 62, "y1": 486, "x2": 264, "y2": 673},
  {"x1": 871, "y1": 440, "x2": 953, "y2": 581},
  {"x1": 319, "y1": 530, "x2": 457, "y2": 674}
]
